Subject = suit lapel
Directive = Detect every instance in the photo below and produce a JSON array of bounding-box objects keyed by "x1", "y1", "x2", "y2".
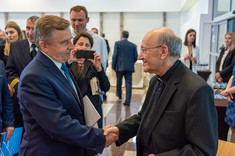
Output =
[
  {"x1": 38, "y1": 51, "x2": 83, "y2": 109},
  {"x1": 146, "y1": 63, "x2": 184, "y2": 141},
  {"x1": 22, "y1": 39, "x2": 32, "y2": 65}
]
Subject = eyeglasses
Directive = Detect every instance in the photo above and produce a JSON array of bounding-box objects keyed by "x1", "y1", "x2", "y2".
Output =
[{"x1": 141, "y1": 45, "x2": 162, "y2": 53}]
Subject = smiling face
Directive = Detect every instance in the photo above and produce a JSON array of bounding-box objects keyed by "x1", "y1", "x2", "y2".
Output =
[
  {"x1": 40, "y1": 28, "x2": 74, "y2": 63},
  {"x1": 5, "y1": 27, "x2": 19, "y2": 43},
  {"x1": 70, "y1": 10, "x2": 89, "y2": 34},
  {"x1": 26, "y1": 20, "x2": 36, "y2": 43},
  {"x1": 139, "y1": 32, "x2": 164, "y2": 75}
]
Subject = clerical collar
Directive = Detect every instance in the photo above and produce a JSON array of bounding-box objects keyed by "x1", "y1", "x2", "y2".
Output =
[{"x1": 158, "y1": 60, "x2": 180, "y2": 84}]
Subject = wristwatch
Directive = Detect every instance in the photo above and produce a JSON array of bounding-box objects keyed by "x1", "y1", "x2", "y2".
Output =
[{"x1": 225, "y1": 90, "x2": 229, "y2": 95}]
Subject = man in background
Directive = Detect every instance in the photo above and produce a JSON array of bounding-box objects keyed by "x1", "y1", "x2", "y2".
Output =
[
  {"x1": 70, "y1": 5, "x2": 108, "y2": 70},
  {"x1": 6, "y1": 16, "x2": 39, "y2": 128},
  {"x1": 112, "y1": 30, "x2": 138, "y2": 106},
  {"x1": 106, "y1": 27, "x2": 218, "y2": 155},
  {"x1": 0, "y1": 29, "x2": 5, "y2": 44},
  {"x1": 18, "y1": 15, "x2": 117, "y2": 156}
]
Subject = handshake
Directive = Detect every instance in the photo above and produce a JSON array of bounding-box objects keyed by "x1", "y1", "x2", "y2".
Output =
[{"x1": 102, "y1": 125, "x2": 119, "y2": 148}]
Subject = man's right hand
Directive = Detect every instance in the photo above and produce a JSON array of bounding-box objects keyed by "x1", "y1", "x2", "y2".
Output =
[{"x1": 103, "y1": 125, "x2": 119, "y2": 148}]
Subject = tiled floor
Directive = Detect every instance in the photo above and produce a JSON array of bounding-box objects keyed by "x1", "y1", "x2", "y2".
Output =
[{"x1": 101, "y1": 87, "x2": 146, "y2": 156}]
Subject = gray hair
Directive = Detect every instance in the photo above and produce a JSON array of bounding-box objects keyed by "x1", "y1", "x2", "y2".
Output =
[
  {"x1": 34, "y1": 15, "x2": 70, "y2": 49},
  {"x1": 158, "y1": 32, "x2": 182, "y2": 58},
  {"x1": 27, "y1": 16, "x2": 39, "y2": 23}
]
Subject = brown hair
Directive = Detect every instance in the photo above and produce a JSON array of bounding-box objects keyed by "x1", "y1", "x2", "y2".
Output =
[
  {"x1": 4, "y1": 21, "x2": 23, "y2": 56},
  {"x1": 5, "y1": 21, "x2": 23, "y2": 40},
  {"x1": 73, "y1": 32, "x2": 94, "y2": 48},
  {"x1": 70, "y1": 5, "x2": 88, "y2": 18},
  {"x1": 183, "y1": 29, "x2": 196, "y2": 48},
  {"x1": 34, "y1": 15, "x2": 70, "y2": 49}
]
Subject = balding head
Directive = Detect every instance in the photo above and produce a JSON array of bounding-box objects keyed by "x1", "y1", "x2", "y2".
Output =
[
  {"x1": 139, "y1": 27, "x2": 182, "y2": 75},
  {"x1": 143, "y1": 27, "x2": 181, "y2": 57}
]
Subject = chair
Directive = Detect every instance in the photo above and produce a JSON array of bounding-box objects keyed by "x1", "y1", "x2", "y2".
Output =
[{"x1": 216, "y1": 139, "x2": 235, "y2": 156}]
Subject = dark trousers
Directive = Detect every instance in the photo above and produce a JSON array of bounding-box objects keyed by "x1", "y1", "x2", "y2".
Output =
[{"x1": 116, "y1": 71, "x2": 132, "y2": 104}]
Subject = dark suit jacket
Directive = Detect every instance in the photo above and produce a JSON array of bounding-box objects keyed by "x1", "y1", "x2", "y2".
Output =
[
  {"x1": 6, "y1": 39, "x2": 32, "y2": 91},
  {"x1": 6, "y1": 39, "x2": 32, "y2": 127},
  {"x1": 112, "y1": 39, "x2": 138, "y2": 72},
  {"x1": 0, "y1": 60, "x2": 14, "y2": 131},
  {"x1": 216, "y1": 48, "x2": 235, "y2": 82},
  {"x1": 116, "y1": 61, "x2": 218, "y2": 156},
  {"x1": 18, "y1": 51, "x2": 105, "y2": 156}
]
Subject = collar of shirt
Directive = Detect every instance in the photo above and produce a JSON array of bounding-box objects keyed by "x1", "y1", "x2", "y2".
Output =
[
  {"x1": 40, "y1": 51, "x2": 62, "y2": 71},
  {"x1": 158, "y1": 60, "x2": 180, "y2": 84},
  {"x1": 28, "y1": 41, "x2": 38, "y2": 52}
]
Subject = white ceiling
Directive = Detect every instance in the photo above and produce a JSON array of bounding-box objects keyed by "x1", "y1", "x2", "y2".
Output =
[{"x1": 0, "y1": 0, "x2": 198, "y2": 12}]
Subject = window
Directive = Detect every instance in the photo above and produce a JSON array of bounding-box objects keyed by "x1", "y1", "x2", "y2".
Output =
[{"x1": 213, "y1": 0, "x2": 230, "y2": 18}]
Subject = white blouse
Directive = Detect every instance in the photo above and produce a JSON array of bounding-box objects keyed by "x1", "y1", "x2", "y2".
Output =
[{"x1": 180, "y1": 44, "x2": 200, "y2": 73}]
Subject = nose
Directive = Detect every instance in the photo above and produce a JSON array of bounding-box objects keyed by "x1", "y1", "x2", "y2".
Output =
[
  {"x1": 75, "y1": 20, "x2": 80, "y2": 26},
  {"x1": 138, "y1": 52, "x2": 143, "y2": 60},
  {"x1": 68, "y1": 40, "x2": 74, "y2": 50}
]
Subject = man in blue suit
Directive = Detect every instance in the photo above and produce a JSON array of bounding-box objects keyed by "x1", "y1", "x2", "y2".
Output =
[
  {"x1": 6, "y1": 16, "x2": 39, "y2": 128},
  {"x1": 18, "y1": 15, "x2": 117, "y2": 156},
  {"x1": 112, "y1": 31, "x2": 138, "y2": 106},
  {"x1": 0, "y1": 60, "x2": 14, "y2": 141}
]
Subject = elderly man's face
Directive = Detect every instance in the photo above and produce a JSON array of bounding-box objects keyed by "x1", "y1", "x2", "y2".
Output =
[
  {"x1": 139, "y1": 33, "x2": 164, "y2": 75},
  {"x1": 43, "y1": 28, "x2": 74, "y2": 63},
  {"x1": 70, "y1": 10, "x2": 89, "y2": 34}
]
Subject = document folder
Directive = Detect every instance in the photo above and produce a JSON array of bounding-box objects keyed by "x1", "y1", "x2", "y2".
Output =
[
  {"x1": 0, "y1": 127, "x2": 23, "y2": 156},
  {"x1": 83, "y1": 95, "x2": 101, "y2": 127}
]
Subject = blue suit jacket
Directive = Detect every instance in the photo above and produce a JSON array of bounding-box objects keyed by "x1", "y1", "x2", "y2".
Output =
[
  {"x1": 0, "y1": 60, "x2": 14, "y2": 131},
  {"x1": 112, "y1": 39, "x2": 138, "y2": 72},
  {"x1": 18, "y1": 51, "x2": 105, "y2": 156}
]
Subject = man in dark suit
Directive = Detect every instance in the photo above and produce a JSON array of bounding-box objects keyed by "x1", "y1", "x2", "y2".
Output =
[
  {"x1": 112, "y1": 31, "x2": 138, "y2": 106},
  {"x1": 17, "y1": 15, "x2": 116, "y2": 156},
  {"x1": 0, "y1": 60, "x2": 14, "y2": 141},
  {"x1": 105, "y1": 27, "x2": 218, "y2": 155},
  {"x1": 6, "y1": 16, "x2": 39, "y2": 128}
]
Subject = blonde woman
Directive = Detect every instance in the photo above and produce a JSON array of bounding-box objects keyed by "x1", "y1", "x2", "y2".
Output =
[
  {"x1": 0, "y1": 21, "x2": 23, "y2": 65},
  {"x1": 215, "y1": 32, "x2": 235, "y2": 83}
]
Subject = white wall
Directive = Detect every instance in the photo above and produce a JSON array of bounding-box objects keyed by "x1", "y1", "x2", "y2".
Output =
[
  {"x1": 102, "y1": 12, "x2": 120, "y2": 57},
  {"x1": 124, "y1": 12, "x2": 163, "y2": 52}
]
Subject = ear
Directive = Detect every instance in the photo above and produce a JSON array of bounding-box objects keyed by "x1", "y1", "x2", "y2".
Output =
[
  {"x1": 86, "y1": 17, "x2": 90, "y2": 23},
  {"x1": 160, "y1": 45, "x2": 168, "y2": 59},
  {"x1": 39, "y1": 41, "x2": 48, "y2": 53}
]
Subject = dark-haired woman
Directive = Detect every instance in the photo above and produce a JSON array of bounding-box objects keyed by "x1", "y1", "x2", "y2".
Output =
[
  {"x1": 69, "y1": 32, "x2": 110, "y2": 128},
  {"x1": 180, "y1": 29, "x2": 199, "y2": 73}
]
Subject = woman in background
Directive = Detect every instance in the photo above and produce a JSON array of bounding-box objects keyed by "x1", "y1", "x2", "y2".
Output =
[
  {"x1": 180, "y1": 29, "x2": 199, "y2": 73},
  {"x1": 0, "y1": 21, "x2": 23, "y2": 65},
  {"x1": 221, "y1": 60, "x2": 235, "y2": 143},
  {"x1": 215, "y1": 32, "x2": 235, "y2": 83},
  {"x1": 69, "y1": 32, "x2": 110, "y2": 128}
]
